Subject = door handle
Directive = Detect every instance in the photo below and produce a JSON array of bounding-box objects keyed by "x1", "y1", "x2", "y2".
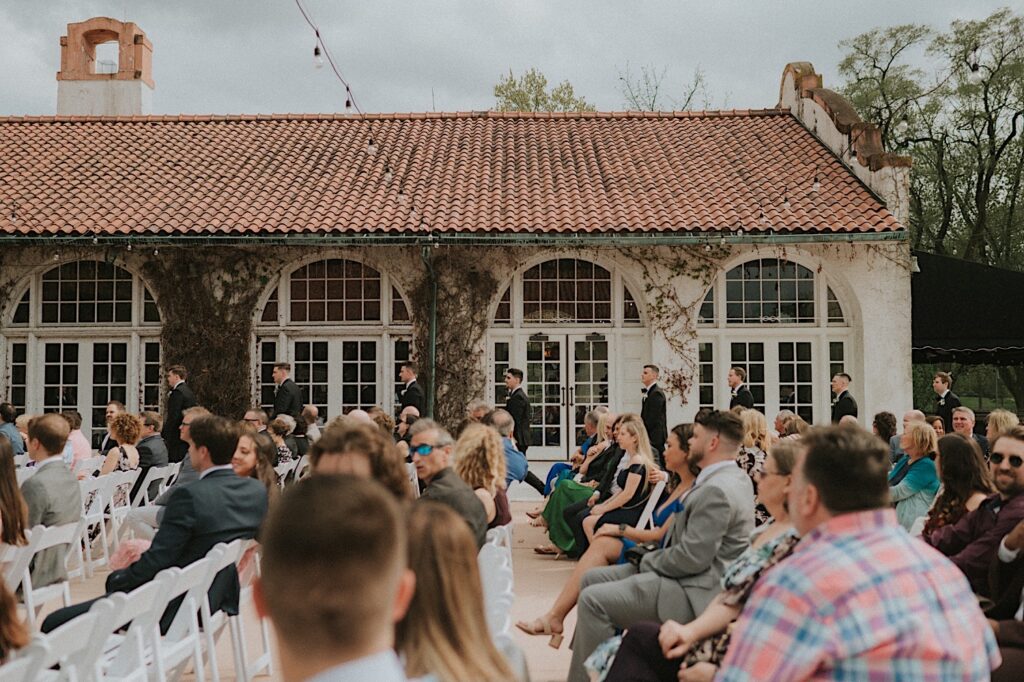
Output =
[
  {"x1": 560, "y1": 386, "x2": 567, "y2": 407},
  {"x1": 568, "y1": 386, "x2": 575, "y2": 405}
]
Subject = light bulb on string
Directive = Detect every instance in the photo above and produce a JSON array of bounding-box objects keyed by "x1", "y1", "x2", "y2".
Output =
[
  {"x1": 9, "y1": 201, "x2": 16, "y2": 225},
  {"x1": 812, "y1": 172, "x2": 821, "y2": 194},
  {"x1": 313, "y1": 45, "x2": 324, "y2": 69},
  {"x1": 366, "y1": 137, "x2": 377, "y2": 156},
  {"x1": 782, "y1": 187, "x2": 791, "y2": 212},
  {"x1": 397, "y1": 188, "x2": 409, "y2": 206},
  {"x1": 345, "y1": 98, "x2": 352, "y2": 111},
  {"x1": 126, "y1": 243, "x2": 133, "y2": 252},
  {"x1": 53, "y1": 252, "x2": 60, "y2": 261},
  {"x1": 968, "y1": 62, "x2": 982, "y2": 85},
  {"x1": 383, "y1": 164, "x2": 393, "y2": 185},
  {"x1": 153, "y1": 248, "x2": 160, "y2": 256}
]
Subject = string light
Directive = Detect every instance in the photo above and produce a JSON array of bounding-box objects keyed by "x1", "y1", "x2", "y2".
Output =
[
  {"x1": 366, "y1": 137, "x2": 377, "y2": 156},
  {"x1": 812, "y1": 169, "x2": 821, "y2": 194},
  {"x1": 967, "y1": 45, "x2": 983, "y2": 85},
  {"x1": 313, "y1": 45, "x2": 324, "y2": 69},
  {"x1": 126, "y1": 243, "x2": 133, "y2": 252},
  {"x1": 384, "y1": 164, "x2": 393, "y2": 184},
  {"x1": 9, "y1": 201, "x2": 16, "y2": 225},
  {"x1": 782, "y1": 186, "x2": 791, "y2": 212},
  {"x1": 153, "y1": 248, "x2": 160, "y2": 256},
  {"x1": 52, "y1": 252, "x2": 60, "y2": 261},
  {"x1": 92, "y1": 236, "x2": 98, "y2": 245},
  {"x1": 397, "y1": 188, "x2": 409, "y2": 205}
]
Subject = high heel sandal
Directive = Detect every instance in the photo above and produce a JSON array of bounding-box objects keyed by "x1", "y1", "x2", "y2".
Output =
[
  {"x1": 525, "y1": 508, "x2": 542, "y2": 519},
  {"x1": 514, "y1": 618, "x2": 564, "y2": 649}
]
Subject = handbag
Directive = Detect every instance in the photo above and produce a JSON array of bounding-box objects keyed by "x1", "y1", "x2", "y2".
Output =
[{"x1": 624, "y1": 541, "x2": 660, "y2": 567}]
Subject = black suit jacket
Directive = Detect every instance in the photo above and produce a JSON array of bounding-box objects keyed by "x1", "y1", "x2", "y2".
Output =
[
  {"x1": 936, "y1": 391, "x2": 962, "y2": 435},
  {"x1": 273, "y1": 378, "x2": 303, "y2": 420},
  {"x1": 400, "y1": 380, "x2": 425, "y2": 414},
  {"x1": 831, "y1": 391, "x2": 858, "y2": 423},
  {"x1": 730, "y1": 385, "x2": 755, "y2": 409},
  {"x1": 107, "y1": 469, "x2": 268, "y2": 630},
  {"x1": 132, "y1": 434, "x2": 170, "y2": 502},
  {"x1": 641, "y1": 384, "x2": 667, "y2": 455},
  {"x1": 505, "y1": 387, "x2": 531, "y2": 456},
  {"x1": 162, "y1": 382, "x2": 197, "y2": 463}
]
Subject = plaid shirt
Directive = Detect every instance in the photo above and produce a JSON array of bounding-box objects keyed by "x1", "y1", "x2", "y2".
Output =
[{"x1": 717, "y1": 509, "x2": 999, "y2": 681}]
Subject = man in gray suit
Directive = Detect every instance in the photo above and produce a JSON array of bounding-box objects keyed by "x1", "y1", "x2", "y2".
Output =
[
  {"x1": 20, "y1": 414, "x2": 83, "y2": 589},
  {"x1": 567, "y1": 410, "x2": 754, "y2": 682}
]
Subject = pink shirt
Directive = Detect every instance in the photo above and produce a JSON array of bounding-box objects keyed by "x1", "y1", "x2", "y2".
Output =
[{"x1": 68, "y1": 429, "x2": 93, "y2": 464}]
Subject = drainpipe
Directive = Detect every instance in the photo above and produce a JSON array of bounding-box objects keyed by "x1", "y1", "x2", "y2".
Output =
[{"x1": 420, "y1": 244, "x2": 438, "y2": 418}]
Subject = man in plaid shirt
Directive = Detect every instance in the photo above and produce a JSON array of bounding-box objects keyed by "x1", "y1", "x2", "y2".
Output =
[{"x1": 717, "y1": 426, "x2": 1000, "y2": 681}]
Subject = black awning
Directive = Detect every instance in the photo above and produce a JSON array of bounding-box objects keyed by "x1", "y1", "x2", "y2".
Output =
[{"x1": 912, "y1": 250, "x2": 1024, "y2": 365}]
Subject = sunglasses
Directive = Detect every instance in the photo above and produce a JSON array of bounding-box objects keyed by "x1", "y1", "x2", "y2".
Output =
[
  {"x1": 991, "y1": 452, "x2": 1024, "y2": 468},
  {"x1": 412, "y1": 444, "x2": 436, "y2": 457}
]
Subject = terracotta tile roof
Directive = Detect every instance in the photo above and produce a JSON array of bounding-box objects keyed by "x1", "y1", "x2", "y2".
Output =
[{"x1": 0, "y1": 110, "x2": 902, "y2": 237}]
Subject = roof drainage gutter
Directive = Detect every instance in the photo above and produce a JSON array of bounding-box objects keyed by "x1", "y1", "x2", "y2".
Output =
[{"x1": 0, "y1": 231, "x2": 907, "y2": 248}]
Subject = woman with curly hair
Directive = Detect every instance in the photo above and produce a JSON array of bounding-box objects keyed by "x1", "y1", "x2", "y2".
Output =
[
  {"x1": 0, "y1": 437, "x2": 28, "y2": 546},
  {"x1": 232, "y1": 428, "x2": 280, "y2": 506},
  {"x1": 267, "y1": 417, "x2": 295, "y2": 465},
  {"x1": 397, "y1": 501, "x2": 516, "y2": 682},
  {"x1": 453, "y1": 423, "x2": 510, "y2": 528},
  {"x1": 100, "y1": 412, "x2": 143, "y2": 507}
]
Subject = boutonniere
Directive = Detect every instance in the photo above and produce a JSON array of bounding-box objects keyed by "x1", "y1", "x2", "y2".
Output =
[
  {"x1": 939, "y1": 398, "x2": 946, "y2": 406},
  {"x1": 831, "y1": 397, "x2": 838, "y2": 407},
  {"x1": 730, "y1": 389, "x2": 737, "y2": 397}
]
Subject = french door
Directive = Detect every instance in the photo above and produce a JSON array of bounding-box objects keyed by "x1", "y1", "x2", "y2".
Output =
[
  {"x1": 289, "y1": 338, "x2": 381, "y2": 418},
  {"x1": 728, "y1": 339, "x2": 815, "y2": 422},
  {"x1": 518, "y1": 334, "x2": 610, "y2": 460}
]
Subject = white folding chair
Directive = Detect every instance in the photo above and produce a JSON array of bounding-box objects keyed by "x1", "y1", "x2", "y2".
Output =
[
  {"x1": 153, "y1": 553, "x2": 219, "y2": 682},
  {"x1": 0, "y1": 528, "x2": 41, "y2": 593},
  {"x1": 407, "y1": 463, "x2": 420, "y2": 499},
  {"x1": 74, "y1": 456, "x2": 105, "y2": 477},
  {"x1": 485, "y1": 524, "x2": 513, "y2": 550},
  {"x1": 13, "y1": 453, "x2": 29, "y2": 467},
  {"x1": 0, "y1": 643, "x2": 46, "y2": 682},
  {"x1": 20, "y1": 521, "x2": 85, "y2": 628},
  {"x1": 273, "y1": 460, "x2": 297, "y2": 489},
  {"x1": 16, "y1": 467, "x2": 36, "y2": 486},
  {"x1": 477, "y1": 541, "x2": 515, "y2": 646},
  {"x1": 3, "y1": 611, "x2": 99, "y2": 681},
  {"x1": 164, "y1": 461, "x2": 183, "y2": 487},
  {"x1": 80, "y1": 475, "x2": 115, "y2": 576},
  {"x1": 229, "y1": 541, "x2": 275, "y2": 682},
  {"x1": 107, "y1": 469, "x2": 142, "y2": 550},
  {"x1": 132, "y1": 464, "x2": 176, "y2": 508},
  {"x1": 290, "y1": 454, "x2": 311, "y2": 483},
  {"x1": 98, "y1": 576, "x2": 176, "y2": 682},
  {"x1": 198, "y1": 540, "x2": 246, "y2": 682},
  {"x1": 636, "y1": 479, "x2": 667, "y2": 530}
]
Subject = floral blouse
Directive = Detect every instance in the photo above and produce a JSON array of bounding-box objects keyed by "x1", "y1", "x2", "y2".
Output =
[{"x1": 736, "y1": 447, "x2": 771, "y2": 527}]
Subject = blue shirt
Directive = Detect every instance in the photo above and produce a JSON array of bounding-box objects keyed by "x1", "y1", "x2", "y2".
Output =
[
  {"x1": 0, "y1": 421, "x2": 25, "y2": 456},
  {"x1": 502, "y1": 437, "x2": 528, "y2": 486}
]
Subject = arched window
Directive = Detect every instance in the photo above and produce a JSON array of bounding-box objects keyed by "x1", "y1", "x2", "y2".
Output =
[
  {"x1": 488, "y1": 258, "x2": 646, "y2": 460},
  {"x1": 1, "y1": 260, "x2": 162, "y2": 446},
  {"x1": 255, "y1": 258, "x2": 413, "y2": 420},
  {"x1": 696, "y1": 257, "x2": 851, "y2": 423}
]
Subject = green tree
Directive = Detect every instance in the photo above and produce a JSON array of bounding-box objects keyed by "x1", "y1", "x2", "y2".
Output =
[
  {"x1": 839, "y1": 8, "x2": 1024, "y2": 410},
  {"x1": 493, "y1": 68, "x2": 595, "y2": 112}
]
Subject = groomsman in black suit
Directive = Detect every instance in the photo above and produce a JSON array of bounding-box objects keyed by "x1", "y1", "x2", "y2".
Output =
[
  {"x1": 830, "y1": 372, "x2": 859, "y2": 423},
  {"x1": 728, "y1": 366, "x2": 755, "y2": 409},
  {"x1": 504, "y1": 368, "x2": 545, "y2": 494},
  {"x1": 932, "y1": 371, "x2": 962, "y2": 435},
  {"x1": 161, "y1": 365, "x2": 196, "y2": 463},
  {"x1": 640, "y1": 364, "x2": 667, "y2": 467},
  {"x1": 398, "y1": 362, "x2": 425, "y2": 414},
  {"x1": 272, "y1": 362, "x2": 303, "y2": 420}
]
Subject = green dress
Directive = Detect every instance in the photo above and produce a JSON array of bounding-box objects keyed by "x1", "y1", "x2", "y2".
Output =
[{"x1": 541, "y1": 479, "x2": 597, "y2": 553}]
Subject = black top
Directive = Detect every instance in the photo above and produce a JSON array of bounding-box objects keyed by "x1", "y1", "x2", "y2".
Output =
[
  {"x1": 617, "y1": 463, "x2": 650, "y2": 508},
  {"x1": 581, "y1": 443, "x2": 622, "y2": 485}
]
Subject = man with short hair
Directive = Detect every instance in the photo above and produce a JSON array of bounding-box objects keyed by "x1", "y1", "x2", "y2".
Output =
[
  {"x1": 243, "y1": 408, "x2": 270, "y2": 433},
  {"x1": 398, "y1": 362, "x2": 425, "y2": 414},
  {"x1": 409, "y1": 418, "x2": 487, "y2": 548},
  {"x1": 727, "y1": 367, "x2": 754, "y2": 409},
  {"x1": 640, "y1": 365, "x2": 667, "y2": 466},
  {"x1": 254, "y1": 476, "x2": 414, "y2": 682},
  {"x1": 20, "y1": 414, "x2": 82, "y2": 588},
  {"x1": 272, "y1": 362, "x2": 303, "y2": 420},
  {"x1": 716, "y1": 425, "x2": 999, "y2": 680},
  {"x1": 830, "y1": 372, "x2": 858, "y2": 423},
  {"x1": 44, "y1": 414, "x2": 268, "y2": 634},
  {"x1": 98, "y1": 400, "x2": 125, "y2": 454},
  {"x1": 890, "y1": 409, "x2": 926, "y2": 464},
  {"x1": 132, "y1": 411, "x2": 169, "y2": 502},
  {"x1": 0, "y1": 402, "x2": 25, "y2": 456},
  {"x1": 926, "y1": 426, "x2": 1024, "y2": 595},
  {"x1": 504, "y1": 368, "x2": 546, "y2": 494},
  {"x1": 934, "y1": 371, "x2": 962, "y2": 435},
  {"x1": 487, "y1": 408, "x2": 529, "y2": 488},
  {"x1": 302, "y1": 404, "x2": 321, "y2": 443},
  {"x1": 567, "y1": 410, "x2": 754, "y2": 682},
  {"x1": 953, "y1": 405, "x2": 990, "y2": 459},
  {"x1": 467, "y1": 399, "x2": 492, "y2": 422},
  {"x1": 161, "y1": 364, "x2": 196, "y2": 463}
]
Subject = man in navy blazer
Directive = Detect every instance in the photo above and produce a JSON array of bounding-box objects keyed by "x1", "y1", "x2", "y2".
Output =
[{"x1": 43, "y1": 414, "x2": 268, "y2": 634}]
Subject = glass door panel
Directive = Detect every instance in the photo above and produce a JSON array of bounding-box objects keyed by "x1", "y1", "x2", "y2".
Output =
[
  {"x1": 340, "y1": 340, "x2": 378, "y2": 412},
  {"x1": 293, "y1": 340, "x2": 329, "y2": 419},
  {"x1": 526, "y1": 339, "x2": 566, "y2": 456},
  {"x1": 571, "y1": 338, "x2": 609, "y2": 447},
  {"x1": 778, "y1": 341, "x2": 813, "y2": 422},
  {"x1": 730, "y1": 342, "x2": 766, "y2": 413}
]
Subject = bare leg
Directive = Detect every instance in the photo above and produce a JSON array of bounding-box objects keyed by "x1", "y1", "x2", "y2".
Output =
[
  {"x1": 542, "y1": 536, "x2": 623, "y2": 626},
  {"x1": 582, "y1": 512, "x2": 600, "y2": 541}
]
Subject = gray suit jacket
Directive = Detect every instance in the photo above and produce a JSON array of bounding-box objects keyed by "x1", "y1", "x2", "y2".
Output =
[
  {"x1": 639, "y1": 462, "x2": 754, "y2": 620},
  {"x1": 21, "y1": 459, "x2": 83, "y2": 588}
]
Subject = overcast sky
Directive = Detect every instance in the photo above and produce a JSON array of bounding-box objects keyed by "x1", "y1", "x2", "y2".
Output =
[{"x1": 0, "y1": 0, "x2": 1016, "y2": 116}]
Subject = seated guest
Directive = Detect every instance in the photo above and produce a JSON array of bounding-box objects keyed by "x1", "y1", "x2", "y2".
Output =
[
  {"x1": 990, "y1": 518, "x2": 1024, "y2": 681},
  {"x1": 98, "y1": 400, "x2": 125, "y2": 455},
  {"x1": 580, "y1": 417, "x2": 655, "y2": 543},
  {"x1": 928, "y1": 413, "x2": 946, "y2": 437},
  {"x1": 782, "y1": 415, "x2": 809, "y2": 439},
  {"x1": 567, "y1": 410, "x2": 754, "y2": 682},
  {"x1": 542, "y1": 407, "x2": 608, "y2": 498},
  {"x1": 534, "y1": 413, "x2": 622, "y2": 556},
  {"x1": 517, "y1": 424, "x2": 698, "y2": 648},
  {"x1": 409, "y1": 419, "x2": 487, "y2": 549},
  {"x1": 738, "y1": 409, "x2": 771, "y2": 526},
  {"x1": 889, "y1": 409, "x2": 926, "y2": 464},
  {"x1": 309, "y1": 421, "x2": 412, "y2": 501},
  {"x1": 131, "y1": 412, "x2": 169, "y2": 502},
  {"x1": 599, "y1": 439, "x2": 800, "y2": 681},
  {"x1": 917, "y1": 433, "x2": 992, "y2": 537},
  {"x1": 953, "y1": 406, "x2": 990, "y2": 460},
  {"x1": 20, "y1": 414, "x2": 82, "y2": 589},
  {"x1": 291, "y1": 417, "x2": 310, "y2": 459},
  {"x1": 0, "y1": 436, "x2": 29, "y2": 546},
  {"x1": 60, "y1": 410, "x2": 92, "y2": 467},
  {"x1": 122, "y1": 406, "x2": 209, "y2": 541},
  {"x1": 396, "y1": 501, "x2": 516, "y2": 681},
  {"x1": 453, "y1": 423, "x2": 511, "y2": 528},
  {"x1": 0, "y1": 402, "x2": 25, "y2": 457},
  {"x1": 484, "y1": 408, "x2": 529, "y2": 490},
  {"x1": 926, "y1": 425, "x2": 1024, "y2": 596},
  {"x1": 301, "y1": 404, "x2": 321, "y2": 443},
  {"x1": 872, "y1": 410, "x2": 897, "y2": 446},
  {"x1": 42, "y1": 415, "x2": 268, "y2": 633},
  {"x1": 268, "y1": 416, "x2": 295, "y2": 464},
  {"x1": 254, "y1": 476, "x2": 414, "y2": 682},
  {"x1": 888, "y1": 421, "x2": 940, "y2": 531},
  {"x1": 714, "y1": 425, "x2": 998, "y2": 680},
  {"x1": 100, "y1": 412, "x2": 144, "y2": 507},
  {"x1": 988, "y1": 409, "x2": 1021, "y2": 446},
  {"x1": 14, "y1": 414, "x2": 31, "y2": 451},
  {"x1": 232, "y1": 429, "x2": 280, "y2": 505},
  {"x1": 0, "y1": 581, "x2": 29, "y2": 663}
]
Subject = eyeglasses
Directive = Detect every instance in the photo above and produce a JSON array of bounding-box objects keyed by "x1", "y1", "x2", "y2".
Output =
[
  {"x1": 990, "y1": 452, "x2": 1024, "y2": 468},
  {"x1": 180, "y1": 422, "x2": 192, "y2": 428},
  {"x1": 755, "y1": 469, "x2": 785, "y2": 479},
  {"x1": 412, "y1": 444, "x2": 436, "y2": 457},
  {"x1": 243, "y1": 418, "x2": 261, "y2": 424}
]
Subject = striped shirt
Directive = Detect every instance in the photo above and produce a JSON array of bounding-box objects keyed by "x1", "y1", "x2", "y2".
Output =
[{"x1": 717, "y1": 508, "x2": 999, "y2": 681}]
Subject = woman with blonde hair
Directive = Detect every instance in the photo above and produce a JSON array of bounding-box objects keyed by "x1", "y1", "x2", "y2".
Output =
[
  {"x1": 397, "y1": 501, "x2": 517, "y2": 682},
  {"x1": 581, "y1": 415, "x2": 655, "y2": 542},
  {"x1": 453, "y1": 423, "x2": 510, "y2": 528},
  {"x1": 739, "y1": 409, "x2": 771, "y2": 525},
  {"x1": 986, "y1": 409, "x2": 1020, "y2": 444},
  {"x1": 889, "y1": 421, "x2": 940, "y2": 531}
]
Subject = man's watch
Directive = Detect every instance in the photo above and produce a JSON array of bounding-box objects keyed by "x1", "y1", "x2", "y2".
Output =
[{"x1": 618, "y1": 523, "x2": 627, "y2": 537}]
